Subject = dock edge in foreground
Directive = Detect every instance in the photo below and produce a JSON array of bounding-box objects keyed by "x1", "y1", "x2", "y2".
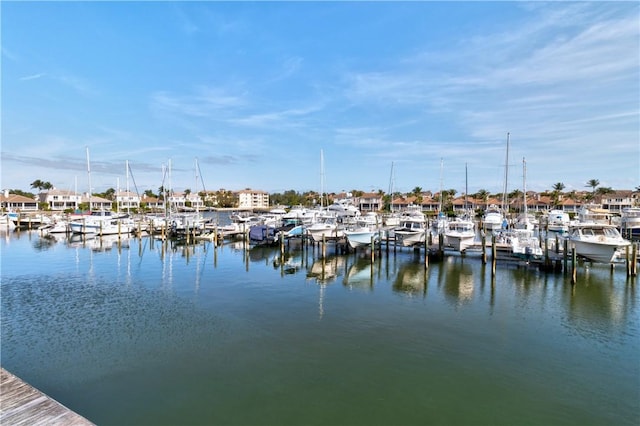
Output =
[{"x1": 0, "y1": 367, "x2": 94, "y2": 426}]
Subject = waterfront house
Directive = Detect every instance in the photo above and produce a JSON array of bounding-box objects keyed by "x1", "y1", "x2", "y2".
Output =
[
  {"x1": 115, "y1": 190, "x2": 141, "y2": 211},
  {"x1": 140, "y1": 195, "x2": 163, "y2": 211},
  {"x1": 167, "y1": 192, "x2": 187, "y2": 210},
  {"x1": 84, "y1": 194, "x2": 113, "y2": 211},
  {"x1": 357, "y1": 192, "x2": 383, "y2": 212},
  {"x1": 0, "y1": 191, "x2": 38, "y2": 212},
  {"x1": 38, "y1": 189, "x2": 82, "y2": 211},
  {"x1": 600, "y1": 190, "x2": 637, "y2": 213},
  {"x1": 185, "y1": 192, "x2": 204, "y2": 210}
]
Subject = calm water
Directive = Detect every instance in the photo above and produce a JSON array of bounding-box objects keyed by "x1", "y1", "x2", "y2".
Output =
[{"x1": 1, "y1": 229, "x2": 639, "y2": 426}]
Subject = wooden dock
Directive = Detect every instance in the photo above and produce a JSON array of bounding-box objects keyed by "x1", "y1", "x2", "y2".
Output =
[{"x1": 0, "y1": 368, "x2": 94, "y2": 426}]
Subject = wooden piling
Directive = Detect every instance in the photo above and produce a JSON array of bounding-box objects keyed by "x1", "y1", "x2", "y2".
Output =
[
  {"x1": 481, "y1": 233, "x2": 487, "y2": 264},
  {"x1": 371, "y1": 236, "x2": 375, "y2": 263},
  {"x1": 424, "y1": 229, "x2": 429, "y2": 269},
  {"x1": 571, "y1": 247, "x2": 577, "y2": 284},
  {"x1": 491, "y1": 235, "x2": 497, "y2": 277},
  {"x1": 563, "y1": 238, "x2": 568, "y2": 274}
]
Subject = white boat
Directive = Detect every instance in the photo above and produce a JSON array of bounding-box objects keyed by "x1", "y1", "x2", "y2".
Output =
[
  {"x1": 444, "y1": 218, "x2": 476, "y2": 252},
  {"x1": 546, "y1": 209, "x2": 570, "y2": 233},
  {"x1": 509, "y1": 158, "x2": 543, "y2": 260},
  {"x1": 306, "y1": 214, "x2": 344, "y2": 242},
  {"x1": 620, "y1": 207, "x2": 640, "y2": 237},
  {"x1": 344, "y1": 213, "x2": 380, "y2": 249},
  {"x1": 568, "y1": 223, "x2": 631, "y2": 263},
  {"x1": 0, "y1": 214, "x2": 16, "y2": 231},
  {"x1": 393, "y1": 210, "x2": 427, "y2": 247},
  {"x1": 68, "y1": 211, "x2": 132, "y2": 235},
  {"x1": 39, "y1": 220, "x2": 70, "y2": 235},
  {"x1": 577, "y1": 204, "x2": 612, "y2": 225},
  {"x1": 8, "y1": 212, "x2": 52, "y2": 229},
  {"x1": 482, "y1": 204, "x2": 505, "y2": 233},
  {"x1": 430, "y1": 212, "x2": 448, "y2": 237},
  {"x1": 510, "y1": 228, "x2": 543, "y2": 260},
  {"x1": 327, "y1": 198, "x2": 360, "y2": 218}
]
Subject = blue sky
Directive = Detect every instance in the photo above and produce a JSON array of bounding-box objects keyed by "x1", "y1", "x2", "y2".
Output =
[{"x1": 2, "y1": 1, "x2": 638, "y2": 197}]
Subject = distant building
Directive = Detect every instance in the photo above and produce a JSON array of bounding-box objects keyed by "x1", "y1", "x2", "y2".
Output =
[
  {"x1": 600, "y1": 190, "x2": 637, "y2": 213},
  {"x1": 85, "y1": 194, "x2": 112, "y2": 211},
  {"x1": 140, "y1": 195, "x2": 163, "y2": 211},
  {"x1": 38, "y1": 189, "x2": 82, "y2": 211},
  {"x1": 357, "y1": 192, "x2": 383, "y2": 212},
  {"x1": 237, "y1": 189, "x2": 269, "y2": 209},
  {"x1": 0, "y1": 190, "x2": 38, "y2": 212},
  {"x1": 115, "y1": 190, "x2": 141, "y2": 211}
]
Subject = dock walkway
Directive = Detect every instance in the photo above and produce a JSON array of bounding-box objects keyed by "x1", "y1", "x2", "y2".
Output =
[{"x1": 0, "y1": 368, "x2": 94, "y2": 426}]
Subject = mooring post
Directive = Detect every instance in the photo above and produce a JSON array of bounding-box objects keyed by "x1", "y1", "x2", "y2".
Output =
[
  {"x1": 280, "y1": 232, "x2": 285, "y2": 256},
  {"x1": 481, "y1": 233, "x2": 487, "y2": 264},
  {"x1": 571, "y1": 247, "x2": 577, "y2": 284},
  {"x1": 632, "y1": 243, "x2": 638, "y2": 277},
  {"x1": 424, "y1": 229, "x2": 429, "y2": 270},
  {"x1": 491, "y1": 235, "x2": 497, "y2": 277},
  {"x1": 322, "y1": 234, "x2": 326, "y2": 259},
  {"x1": 563, "y1": 238, "x2": 568, "y2": 274},
  {"x1": 370, "y1": 236, "x2": 375, "y2": 263}
]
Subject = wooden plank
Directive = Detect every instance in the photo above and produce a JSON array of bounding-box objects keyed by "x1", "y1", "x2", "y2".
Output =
[{"x1": 1, "y1": 368, "x2": 94, "y2": 426}]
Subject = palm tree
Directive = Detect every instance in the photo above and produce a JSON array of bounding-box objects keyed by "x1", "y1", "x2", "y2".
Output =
[
  {"x1": 475, "y1": 189, "x2": 490, "y2": 207},
  {"x1": 586, "y1": 179, "x2": 599, "y2": 194},
  {"x1": 551, "y1": 182, "x2": 565, "y2": 207},
  {"x1": 30, "y1": 180, "x2": 44, "y2": 190}
]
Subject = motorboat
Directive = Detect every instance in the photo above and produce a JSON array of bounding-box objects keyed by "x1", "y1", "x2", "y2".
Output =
[
  {"x1": 482, "y1": 204, "x2": 505, "y2": 233},
  {"x1": 568, "y1": 223, "x2": 631, "y2": 263},
  {"x1": 576, "y1": 204, "x2": 612, "y2": 225},
  {"x1": 306, "y1": 213, "x2": 344, "y2": 242},
  {"x1": 344, "y1": 213, "x2": 380, "y2": 249},
  {"x1": 444, "y1": 218, "x2": 476, "y2": 252},
  {"x1": 546, "y1": 209, "x2": 570, "y2": 233},
  {"x1": 68, "y1": 211, "x2": 133, "y2": 235},
  {"x1": 620, "y1": 207, "x2": 640, "y2": 237},
  {"x1": 393, "y1": 210, "x2": 427, "y2": 247}
]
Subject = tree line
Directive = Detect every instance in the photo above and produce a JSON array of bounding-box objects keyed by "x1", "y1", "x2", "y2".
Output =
[{"x1": 5, "y1": 178, "x2": 636, "y2": 211}]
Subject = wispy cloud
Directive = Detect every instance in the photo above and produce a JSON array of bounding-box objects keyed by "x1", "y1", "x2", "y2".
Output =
[
  {"x1": 151, "y1": 86, "x2": 247, "y2": 117},
  {"x1": 19, "y1": 73, "x2": 45, "y2": 81}
]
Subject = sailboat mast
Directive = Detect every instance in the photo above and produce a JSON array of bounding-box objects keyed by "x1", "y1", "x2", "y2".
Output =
[
  {"x1": 86, "y1": 146, "x2": 92, "y2": 211},
  {"x1": 438, "y1": 158, "x2": 444, "y2": 212},
  {"x1": 522, "y1": 157, "x2": 527, "y2": 215},
  {"x1": 194, "y1": 158, "x2": 199, "y2": 214},
  {"x1": 502, "y1": 132, "x2": 510, "y2": 212},
  {"x1": 320, "y1": 149, "x2": 325, "y2": 208},
  {"x1": 388, "y1": 161, "x2": 395, "y2": 213},
  {"x1": 464, "y1": 163, "x2": 468, "y2": 211}
]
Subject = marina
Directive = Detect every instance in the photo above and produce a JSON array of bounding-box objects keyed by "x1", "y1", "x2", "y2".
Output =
[{"x1": 1, "y1": 215, "x2": 639, "y2": 425}]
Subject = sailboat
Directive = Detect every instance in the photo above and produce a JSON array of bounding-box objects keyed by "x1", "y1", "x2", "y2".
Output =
[
  {"x1": 483, "y1": 133, "x2": 509, "y2": 233},
  {"x1": 383, "y1": 161, "x2": 401, "y2": 227},
  {"x1": 444, "y1": 163, "x2": 476, "y2": 252},
  {"x1": 510, "y1": 158, "x2": 543, "y2": 260},
  {"x1": 431, "y1": 158, "x2": 448, "y2": 236},
  {"x1": 69, "y1": 148, "x2": 131, "y2": 236}
]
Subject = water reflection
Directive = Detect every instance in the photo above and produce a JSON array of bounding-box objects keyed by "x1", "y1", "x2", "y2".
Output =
[
  {"x1": 342, "y1": 254, "x2": 375, "y2": 289},
  {"x1": 440, "y1": 256, "x2": 475, "y2": 306},
  {"x1": 392, "y1": 261, "x2": 426, "y2": 295},
  {"x1": 7, "y1": 233, "x2": 638, "y2": 341},
  {"x1": 306, "y1": 255, "x2": 346, "y2": 284}
]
